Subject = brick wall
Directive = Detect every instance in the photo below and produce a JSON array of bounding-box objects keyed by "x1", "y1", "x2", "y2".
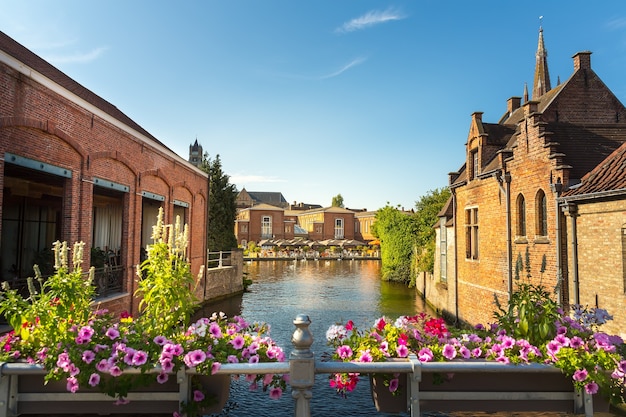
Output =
[
  {"x1": 1, "y1": 50, "x2": 208, "y2": 316},
  {"x1": 564, "y1": 199, "x2": 626, "y2": 339}
]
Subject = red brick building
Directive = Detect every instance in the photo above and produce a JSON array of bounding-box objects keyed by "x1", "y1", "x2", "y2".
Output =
[
  {"x1": 431, "y1": 28, "x2": 626, "y2": 333},
  {"x1": 0, "y1": 31, "x2": 208, "y2": 314}
]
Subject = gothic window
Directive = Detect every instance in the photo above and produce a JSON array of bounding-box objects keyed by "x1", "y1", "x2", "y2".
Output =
[
  {"x1": 516, "y1": 194, "x2": 526, "y2": 237},
  {"x1": 536, "y1": 189, "x2": 548, "y2": 236}
]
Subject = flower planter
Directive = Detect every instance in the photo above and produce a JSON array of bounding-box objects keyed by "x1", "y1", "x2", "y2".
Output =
[
  {"x1": 369, "y1": 374, "x2": 407, "y2": 413},
  {"x1": 368, "y1": 361, "x2": 610, "y2": 416},
  {"x1": 416, "y1": 366, "x2": 610, "y2": 415},
  {"x1": 0, "y1": 364, "x2": 230, "y2": 416}
]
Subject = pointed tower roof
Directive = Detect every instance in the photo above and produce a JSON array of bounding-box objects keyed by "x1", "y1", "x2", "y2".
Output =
[{"x1": 532, "y1": 26, "x2": 551, "y2": 100}]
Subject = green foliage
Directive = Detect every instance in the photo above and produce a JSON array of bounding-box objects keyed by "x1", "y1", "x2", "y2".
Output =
[
  {"x1": 331, "y1": 194, "x2": 344, "y2": 208},
  {"x1": 493, "y1": 247, "x2": 559, "y2": 346},
  {"x1": 199, "y1": 153, "x2": 238, "y2": 251},
  {"x1": 372, "y1": 205, "x2": 417, "y2": 283},
  {"x1": 413, "y1": 187, "x2": 451, "y2": 275},
  {"x1": 0, "y1": 241, "x2": 95, "y2": 356},
  {"x1": 372, "y1": 188, "x2": 450, "y2": 285},
  {"x1": 135, "y1": 208, "x2": 202, "y2": 336}
]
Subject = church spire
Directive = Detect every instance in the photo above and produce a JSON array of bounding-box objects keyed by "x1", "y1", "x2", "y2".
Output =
[{"x1": 532, "y1": 23, "x2": 551, "y2": 100}]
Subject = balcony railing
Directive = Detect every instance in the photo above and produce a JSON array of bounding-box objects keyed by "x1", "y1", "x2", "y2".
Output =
[
  {"x1": 206, "y1": 251, "x2": 232, "y2": 269},
  {"x1": 92, "y1": 265, "x2": 124, "y2": 298}
]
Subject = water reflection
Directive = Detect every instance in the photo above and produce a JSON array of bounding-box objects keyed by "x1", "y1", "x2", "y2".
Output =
[{"x1": 198, "y1": 259, "x2": 427, "y2": 417}]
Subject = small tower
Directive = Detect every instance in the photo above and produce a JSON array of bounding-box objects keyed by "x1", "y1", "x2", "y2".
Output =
[
  {"x1": 532, "y1": 25, "x2": 551, "y2": 100},
  {"x1": 189, "y1": 139, "x2": 203, "y2": 167}
]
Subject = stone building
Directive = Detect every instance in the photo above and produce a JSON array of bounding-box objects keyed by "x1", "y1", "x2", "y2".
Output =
[
  {"x1": 0, "y1": 31, "x2": 208, "y2": 315},
  {"x1": 430, "y1": 28, "x2": 626, "y2": 335}
]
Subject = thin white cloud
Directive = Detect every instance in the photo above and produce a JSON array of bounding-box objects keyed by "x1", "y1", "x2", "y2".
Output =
[
  {"x1": 46, "y1": 46, "x2": 108, "y2": 64},
  {"x1": 336, "y1": 8, "x2": 406, "y2": 33},
  {"x1": 319, "y1": 57, "x2": 367, "y2": 79},
  {"x1": 606, "y1": 17, "x2": 626, "y2": 30}
]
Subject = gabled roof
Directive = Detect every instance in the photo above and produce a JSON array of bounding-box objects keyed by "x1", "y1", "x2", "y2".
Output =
[
  {"x1": 0, "y1": 31, "x2": 167, "y2": 151},
  {"x1": 561, "y1": 140, "x2": 626, "y2": 199},
  {"x1": 246, "y1": 191, "x2": 288, "y2": 207}
]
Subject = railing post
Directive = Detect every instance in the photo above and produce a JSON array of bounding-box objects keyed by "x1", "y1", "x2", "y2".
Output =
[
  {"x1": 218, "y1": 251, "x2": 223, "y2": 268},
  {"x1": 290, "y1": 314, "x2": 314, "y2": 417},
  {"x1": 408, "y1": 354, "x2": 421, "y2": 417}
]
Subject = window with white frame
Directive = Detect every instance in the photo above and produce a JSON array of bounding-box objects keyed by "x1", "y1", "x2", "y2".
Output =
[
  {"x1": 261, "y1": 216, "x2": 272, "y2": 238},
  {"x1": 334, "y1": 218, "x2": 344, "y2": 239}
]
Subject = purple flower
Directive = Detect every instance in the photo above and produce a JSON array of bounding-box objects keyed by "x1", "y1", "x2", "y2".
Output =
[
  {"x1": 585, "y1": 381, "x2": 599, "y2": 395},
  {"x1": 153, "y1": 335, "x2": 167, "y2": 346},
  {"x1": 573, "y1": 369, "x2": 588, "y2": 382},
  {"x1": 160, "y1": 357, "x2": 174, "y2": 373},
  {"x1": 184, "y1": 349, "x2": 207, "y2": 367},
  {"x1": 388, "y1": 377, "x2": 399, "y2": 393},
  {"x1": 396, "y1": 344, "x2": 409, "y2": 358},
  {"x1": 230, "y1": 335, "x2": 245, "y2": 350},
  {"x1": 442, "y1": 344, "x2": 457, "y2": 360},
  {"x1": 211, "y1": 362, "x2": 221, "y2": 375},
  {"x1": 105, "y1": 327, "x2": 119, "y2": 340},
  {"x1": 418, "y1": 348, "x2": 434, "y2": 362},
  {"x1": 82, "y1": 350, "x2": 95, "y2": 364},
  {"x1": 156, "y1": 372, "x2": 169, "y2": 384},
  {"x1": 109, "y1": 366, "x2": 122, "y2": 377},
  {"x1": 358, "y1": 349, "x2": 373, "y2": 362},
  {"x1": 249, "y1": 355, "x2": 260, "y2": 364},
  {"x1": 227, "y1": 355, "x2": 239, "y2": 363},
  {"x1": 336, "y1": 345, "x2": 353, "y2": 359},
  {"x1": 209, "y1": 323, "x2": 222, "y2": 338},
  {"x1": 88, "y1": 373, "x2": 100, "y2": 387},
  {"x1": 193, "y1": 390, "x2": 205, "y2": 402},
  {"x1": 132, "y1": 350, "x2": 148, "y2": 366},
  {"x1": 96, "y1": 359, "x2": 110, "y2": 373},
  {"x1": 66, "y1": 376, "x2": 79, "y2": 393},
  {"x1": 269, "y1": 387, "x2": 283, "y2": 399}
]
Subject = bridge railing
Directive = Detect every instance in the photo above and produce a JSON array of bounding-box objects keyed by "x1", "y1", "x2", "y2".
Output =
[{"x1": 206, "y1": 251, "x2": 232, "y2": 269}]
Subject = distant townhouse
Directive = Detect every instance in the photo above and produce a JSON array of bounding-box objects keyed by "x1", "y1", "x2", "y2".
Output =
[
  {"x1": 354, "y1": 210, "x2": 378, "y2": 243},
  {"x1": 430, "y1": 28, "x2": 626, "y2": 336},
  {"x1": 0, "y1": 31, "x2": 208, "y2": 315}
]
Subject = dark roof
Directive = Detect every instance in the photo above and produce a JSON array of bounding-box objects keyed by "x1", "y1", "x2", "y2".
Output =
[
  {"x1": 247, "y1": 191, "x2": 288, "y2": 206},
  {"x1": 0, "y1": 31, "x2": 168, "y2": 150},
  {"x1": 562, "y1": 140, "x2": 626, "y2": 198},
  {"x1": 549, "y1": 123, "x2": 626, "y2": 180}
]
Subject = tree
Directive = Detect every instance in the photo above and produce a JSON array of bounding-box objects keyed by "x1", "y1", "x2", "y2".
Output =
[
  {"x1": 331, "y1": 194, "x2": 344, "y2": 208},
  {"x1": 371, "y1": 204, "x2": 417, "y2": 283},
  {"x1": 413, "y1": 187, "x2": 451, "y2": 276},
  {"x1": 198, "y1": 153, "x2": 238, "y2": 251}
]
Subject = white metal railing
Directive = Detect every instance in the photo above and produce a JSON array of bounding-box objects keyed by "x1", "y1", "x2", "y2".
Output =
[
  {"x1": 0, "y1": 314, "x2": 597, "y2": 417},
  {"x1": 206, "y1": 251, "x2": 232, "y2": 269}
]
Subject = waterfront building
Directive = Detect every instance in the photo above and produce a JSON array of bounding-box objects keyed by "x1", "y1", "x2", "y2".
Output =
[
  {"x1": 431, "y1": 27, "x2": 626, "y2": 337},
  {"x1": 0, "y1": 31, "x2": 208, "y2": 315}
]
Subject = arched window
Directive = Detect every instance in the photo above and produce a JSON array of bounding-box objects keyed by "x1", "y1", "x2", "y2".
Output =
[
  {"x1": 516, "y1": 194, "x2": 526, "y2": 237},
  {"x1": 536, "y1": 189, "x2": 548, "y2": 236}
]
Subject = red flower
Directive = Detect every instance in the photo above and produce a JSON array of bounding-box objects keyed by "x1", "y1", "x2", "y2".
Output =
[{"x1": 345, "y1": 320, "x2": 354, "y2": 331}]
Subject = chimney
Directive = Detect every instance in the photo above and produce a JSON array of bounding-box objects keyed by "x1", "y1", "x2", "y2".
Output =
[
  {"x1": 507, "y1": 97, "x2": 522, "y2": 114},
  {"x1": 524, "y1": 100, "x2": 539, "y2": 116},
  {"x1": 573, "y1": 51, "x2": 592, "y2": 71},
  {"x1": 472, "y1": 111, "x2": 483, "y2": 123}
]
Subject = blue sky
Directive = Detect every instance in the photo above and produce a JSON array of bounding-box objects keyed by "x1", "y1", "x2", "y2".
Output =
[{"x1": 2, "y1": 2, "x2": 626, "y2": 211}]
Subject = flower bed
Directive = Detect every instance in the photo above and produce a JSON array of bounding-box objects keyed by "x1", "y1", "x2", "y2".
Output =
[
  {"x1": 0, "y1": 210, "x2": 287, "y2": 416},
  {"x1": 326, "y1": 278, "x2": 626, "y2": 411}
]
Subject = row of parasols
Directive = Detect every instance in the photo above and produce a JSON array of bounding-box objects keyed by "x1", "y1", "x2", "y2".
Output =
[{"x1": 256, "y1": 238, "x2": 377, "y2": 248}]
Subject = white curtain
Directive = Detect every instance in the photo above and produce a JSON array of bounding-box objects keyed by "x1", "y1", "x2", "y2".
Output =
[{"x1": 93, "y1": 204, "x2": 123, "y2": 251}]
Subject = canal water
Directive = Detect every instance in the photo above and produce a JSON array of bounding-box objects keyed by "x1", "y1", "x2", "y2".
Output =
[{"x1": 197, "y1": 259, "x2": 621, "y2": 417}]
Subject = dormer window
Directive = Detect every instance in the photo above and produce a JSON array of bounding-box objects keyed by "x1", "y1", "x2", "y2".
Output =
[{"x1": 469, "y1": 150, "x2": 479, "y2": 180}]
